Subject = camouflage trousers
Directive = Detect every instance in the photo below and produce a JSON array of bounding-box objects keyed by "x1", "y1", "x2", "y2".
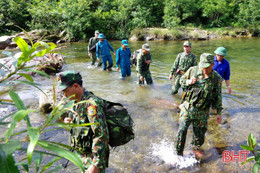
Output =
[
  {"x1": 175, "y1": 101, "x2": 209, "y2": 155},
  {"x1": 171, "y1": 74, "x2": 182, "y2": 94},
  {"x1": 78, "y1": 147, "x2": 109, "y2": 173},
  {"x1": 137, "y1": 70, "x2": 153, "y2": 85},
  {"x1": 89, "y1": 52, "x2": 102, "y2": 66}
]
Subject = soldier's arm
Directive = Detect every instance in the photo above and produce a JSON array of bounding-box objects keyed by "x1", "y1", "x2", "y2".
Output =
[
  {"x1": 107, "y1": 41, "x2": 115, "y2": 53},
  {"x1": 96, "y1": 43, "x2": 100, "y2": 59},
  {"x1": 116, "y1": 49, "x2": 120, "y2": 68},
  {"x1": 137, "y1": 54, "x2": 144, "y2": 75},
  {"x1": 180, "y1": 67, "x2": 195, "y2": 88},
  {"x1": 212, "y1": 74, "x2": 223, "y2": 115},
  {"x1": 88, "y1": 38, "x2": 92, "y2": 52},
  {"x1": 86, "y1": 100, "x2": 108, "y2": 168},
  {"x1": 170, "y1": 54, "x2": 180, "y2": 75}
]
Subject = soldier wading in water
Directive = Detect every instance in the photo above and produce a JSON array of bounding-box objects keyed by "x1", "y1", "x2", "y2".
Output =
[
  {"x1": 57, "y1": 70, "x2": 109, "y2": 173},
  {"x1": 175, "y1": 53, "x2": 223, "y2": 158}
]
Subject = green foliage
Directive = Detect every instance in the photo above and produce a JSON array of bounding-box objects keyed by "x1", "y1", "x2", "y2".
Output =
[
  {"x1": 0, "y1": 0, "x2": 259, "y2": 39},
  {"x1": 240, "y1": 133, "x2": 260, "y2": 173},
  {"x1": 0, "y1": 32, "x2": 88, "y2": 172}
]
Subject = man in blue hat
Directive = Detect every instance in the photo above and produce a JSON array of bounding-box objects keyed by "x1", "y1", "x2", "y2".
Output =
[
  {"x1": 96, "y1": 33, "x2": 116, "y2": 71},
  {"x1": 213, "y1": 47, "x2": 232, "y2": 94},
  {"x1": 116, "y1": 39, "x2": 133, "y2": 79}
]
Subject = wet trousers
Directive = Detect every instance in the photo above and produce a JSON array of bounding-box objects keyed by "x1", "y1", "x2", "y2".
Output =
[
  {"x1": 101, "y1": 55, "x2": 113, "y2": 70},
  {"x1": 138, "y1": 70, "x2": 153, "y2": 85},
  {"x1": 175, "y1": 105, "x2": 209, "y2": 155},
  {"x1": 120, "y1": 65, "x2": 131, "y2": 77},
  {"x1": 90, "y1": 52, "x2": 102, "y2": 66},
  {"x1": 171, "y1": 74, "x2": 182, "y2": 94}
]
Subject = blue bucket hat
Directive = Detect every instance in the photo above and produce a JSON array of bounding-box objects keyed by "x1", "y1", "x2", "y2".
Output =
[
  {"x1": 97, "y1": 33, "x2": 105, "y2": 39},
  {"x1": 122, "y1": 39, "x2": 129, "y2": 46}
]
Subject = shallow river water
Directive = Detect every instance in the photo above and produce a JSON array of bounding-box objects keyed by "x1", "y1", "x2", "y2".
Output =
[{"x1": 1, "y1": 37, "x2": 260, "y2": 173}]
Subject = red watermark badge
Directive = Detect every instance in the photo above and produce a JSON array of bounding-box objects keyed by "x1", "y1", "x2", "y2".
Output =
[{"x1": 222, "y1": 150, "x2": 250, "y2": 162}]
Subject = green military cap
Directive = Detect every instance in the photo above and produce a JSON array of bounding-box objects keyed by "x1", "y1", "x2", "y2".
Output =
[
  {"x1": 199, "y1": 53, "x2": 214, "y2": 68},
  {"x1": 214, "y1": 46, "x2": 227, "y2": 56},
  {"x1": 56, "y1": 70, "x2": 82, "y2": 90},
  {"x1": 183, "y1": 41, "x2": 192, "y2": 47}
]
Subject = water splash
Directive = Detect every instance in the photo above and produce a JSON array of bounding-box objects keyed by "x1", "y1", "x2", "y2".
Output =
[{"x1": 150, "y1": 138, "x2": 199, "y2": 169}]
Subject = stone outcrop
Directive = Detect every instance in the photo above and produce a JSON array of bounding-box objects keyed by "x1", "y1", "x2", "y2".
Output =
[
  {"x1": 0, "y1": 52, "x2": 64, "y2": 80},
  {"x1": 0, "y1": 29, "x2": 66, "y2": 50}
]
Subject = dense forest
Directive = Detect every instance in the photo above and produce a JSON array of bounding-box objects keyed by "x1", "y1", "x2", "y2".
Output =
[{"x1": 0, "y1": 0, "x2": 259, "y2": 40}]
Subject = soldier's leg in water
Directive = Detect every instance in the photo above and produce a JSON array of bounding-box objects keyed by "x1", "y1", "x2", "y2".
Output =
[
  {"x1": 91, "y1": 53, "x2": 97, "y2": 65},
  {"x1": 145, "y1": 70, "x2": 153, "y2": 85},
  {"x1": 175, "y1": 111, "x2": 192, "y2": 156},
  {"x1": 137, "y1": 73, "x2": 144, "y2": 85},
  {"x1": 170, "y1": 75, "x2": 181, "y2": 95},
  {"x1": 126, "y1": 65, "x2": 131, "y2": 76},
  {"x1": 107, "y1": 54, "x2": 113, "y2": 70},
  {"x1": 191, "y1": 116, "x2": 208, "y2": 150},
  {"x1": 121, "y1": 66, "x2": 127, "y2": 78},
  {"x1": 102, "y1": 56, "x2": 107, "y2": 71}
]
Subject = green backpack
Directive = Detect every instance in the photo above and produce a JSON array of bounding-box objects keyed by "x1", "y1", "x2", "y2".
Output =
[{"x1": 87, "y1": 92, "x2": 135, "y2": 147}]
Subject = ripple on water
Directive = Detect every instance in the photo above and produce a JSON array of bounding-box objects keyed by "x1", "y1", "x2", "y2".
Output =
[{"x1": 150, "y1": 138, "x2": 199, "y2": 170}]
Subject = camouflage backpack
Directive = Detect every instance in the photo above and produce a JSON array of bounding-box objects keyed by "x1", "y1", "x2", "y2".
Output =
[
  {"x1": 131, "y1": 49, "x2": 142, "y2": 65},
  {"x1": 87, "y1": 92, "x2": 135, "y2": 147}
]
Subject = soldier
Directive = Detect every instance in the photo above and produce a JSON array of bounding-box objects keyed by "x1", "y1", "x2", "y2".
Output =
[
  {"x1": 116, "y1": 39, "x2": 133, "y2": 79},
  {"x1": 96, "y1": 33, "x2": 116, "y2": 71},
  {"x1": 136, "y1": 44, "x2": 153, "y2": 86},
  {"x1": 175, "y1": 53, "x2": 222, "y2": 158},
  {"x1": 56, "y1": 70, "x2": 109, "y2": 173},
  {"x1": 213, "y1": 47, "x2": 232, "y2": 94},
  {"x1": 169, "y1": 41, "x2": 197, "y2": 95},
  {"x1": 88, "y1": 30, "x2": 102, "y2": 67}
]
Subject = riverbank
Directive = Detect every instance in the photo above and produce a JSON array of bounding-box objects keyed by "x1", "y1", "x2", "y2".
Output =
[
  {"x1": 0, "y1": 27, "x2": 259, "y2": 50},
  {"x1": 129, "y1": 27, "x2": 260, "y2": 41}
]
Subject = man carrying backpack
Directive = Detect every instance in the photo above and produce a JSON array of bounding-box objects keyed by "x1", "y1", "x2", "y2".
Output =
[
  {"x1": 175, "y1": 53, "x2": 223, "y2": 158},
  {"x1": 88, "y1": 30, "x2": 102, "y2": 67},
  {"x1": 56, "y1": 70, "x2": 109, "y2": 173},
  {"x1": 136, "y1": 44, "x2": 153, "y2": 86}
]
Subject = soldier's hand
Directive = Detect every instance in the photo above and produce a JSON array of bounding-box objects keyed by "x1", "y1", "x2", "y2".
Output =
[
  {"x1": 189, "y1": 77, "x2": 197, "y2": 85},
  {"x1": 116, "y1": 67, "x2": 119, "y2": 71},
  {"x1": 169, "y1": 75, "x2": 173, "y2": 80},
  {"x1": 86, "y1": 165, "x2": 99, "y2": 173},
  {"x1": 228, "y1": 87, "x2": 232, "y2": 94},
  {"x1": 97, "y1": 58, "x2": 100, "y2": 62},
  {"x1": 145, "y1": 60, "x2": 151, "y2": 64},
  {"x1": 216, "y1": 115, "x2": 222, "y2": 124},
  {"x1": 113, "y1": 52, "x2": 116, "y2": 55},
  {"x1": 64, "y1": 117, "x2": 72, "y2": 124},
  {"x1": 140, "y1": 76, "x2": 144, "y2": 82},
  {"x1": 88, "y1": 53, "x2": 91, "y2": 57}
]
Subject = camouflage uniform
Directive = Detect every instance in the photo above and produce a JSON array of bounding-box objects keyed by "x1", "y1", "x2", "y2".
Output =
[
  {"x1": 88, "y1": 37, "x2": 102, "y2": 66},
  {"x1": 136, "y1": 51, "x2": 153, "y2": 85},
  {"x1": 170, "y1": 52, "x2": 197, "y2": 94},
  {"x1": 70, "y1": 90, "x2": 109, "y2": 172},
  {"x1": 175, "y1": 53, "x2": 222, "y2": 156},
  {"x1": 56, "y1": 71, "x2": 109, "y2": 172}
]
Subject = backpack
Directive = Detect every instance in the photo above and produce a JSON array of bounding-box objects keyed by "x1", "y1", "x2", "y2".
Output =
[
  {"x1": 131, "y1": 49, "x2": 142, "y2": 65},
  {"x1": 87, "y1": 92, "x2": 135, "y2": 147}
]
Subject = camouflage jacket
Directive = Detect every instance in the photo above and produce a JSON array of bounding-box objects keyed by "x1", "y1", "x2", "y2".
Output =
[
  {"x1": 170, "y1": 52, "x2": 197, "y2": 76},
  {"x1": 136, "y1": 51, "x2": 152, "y2": 75},
  {"x1": 180, "y1": 66, "x2": 223, "y2": 114},
  {"x1": 88, "y1": 37, "x2": 99, "y2": 53},
  {"x1": 70, "y1": 90, "x2": 109, "y2": 168}
]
